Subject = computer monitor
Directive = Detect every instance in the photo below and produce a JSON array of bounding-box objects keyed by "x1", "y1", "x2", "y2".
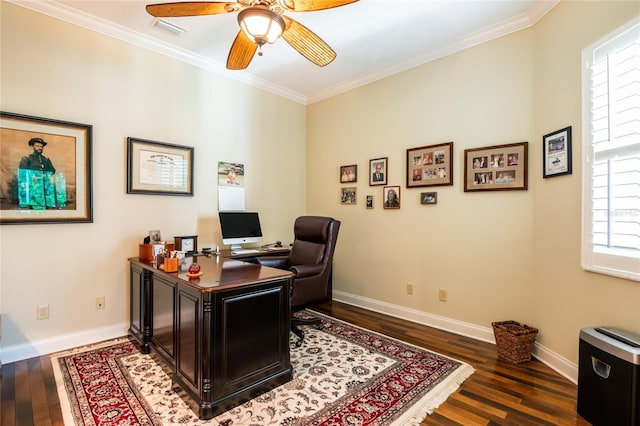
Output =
[{"x1": 218, "y1": 211, "x2": 263, "y2": 251}]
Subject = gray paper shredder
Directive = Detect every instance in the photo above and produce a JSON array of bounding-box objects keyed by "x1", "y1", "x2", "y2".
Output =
[{"x1": 577, "y1": 327, "x2": 640, "y2": 426}]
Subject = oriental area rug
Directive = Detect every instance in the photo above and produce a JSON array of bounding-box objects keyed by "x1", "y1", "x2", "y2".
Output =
[{"x1": 51, "y1": 311, "x2": 474, "y2": 426}]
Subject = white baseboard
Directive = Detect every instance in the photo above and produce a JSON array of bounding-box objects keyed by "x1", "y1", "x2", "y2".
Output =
[
  {"x1": 0, "y1": 322, "x2": 129, "y2": 364},
  {"x1": 532, "y1": 342, "x2": 579, "y2": 383},
  {"x1": 332, "y1": 290, "x2": 578, "y2": 384},
  {"x1": 1, "y1": 294, "x2": 580, "y2": 384}
]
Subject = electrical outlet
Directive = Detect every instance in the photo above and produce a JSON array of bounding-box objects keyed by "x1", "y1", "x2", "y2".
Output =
[
  {"x1": 37, "y1": 304, "x2": 49, "y2": 320},
  {"x1": 406, "y1": 283, "x2": 414, "y2": 295},
  {"x1": 96, "y1": 296, "x2": 105, "y2": 310},
  {"x1": 439, "y1": 289, "x2": 448, "y2": 302}
]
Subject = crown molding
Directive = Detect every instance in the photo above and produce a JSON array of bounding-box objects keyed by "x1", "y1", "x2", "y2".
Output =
[
  {"x1": 9, "y1": 0, "x2": 559, "y2": 106},
  {"x1": 7, "y1": 0, "x2": 307, "y2": 104},
  {"x1": 307, "y1": 1, "x2": 559, "y2": 103}
]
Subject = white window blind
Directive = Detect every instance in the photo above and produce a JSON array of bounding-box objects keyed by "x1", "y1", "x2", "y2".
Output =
[{"x1": 582, "y1": 17, "x2": 640, "y2": 282}]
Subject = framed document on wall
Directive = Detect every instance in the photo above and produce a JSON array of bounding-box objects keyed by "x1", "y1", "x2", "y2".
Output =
[
  {"x1": 543, "y1": 126, "x2": 572, "y2": 178},
  {"x1": 127, "y1": 137, "x2": 193, "y2": 196}
]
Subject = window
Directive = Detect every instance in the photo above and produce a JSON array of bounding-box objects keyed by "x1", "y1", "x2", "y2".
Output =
[{"x1": 582, "y1": 17, "x2": 640, "y2": 282}]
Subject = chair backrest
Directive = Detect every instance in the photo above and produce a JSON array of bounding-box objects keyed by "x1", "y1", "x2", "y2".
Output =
[
  {"x1": 288, "y1": 216, "x2": 337, "y2": 265},
  {"x1": 288, "y1": 216, "x2": 340, "y2": 306}
]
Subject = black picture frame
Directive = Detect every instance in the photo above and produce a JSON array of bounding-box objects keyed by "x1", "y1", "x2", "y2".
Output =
[
  {"x1": 543, "y1": 126, "x2": 572, "y2": 178},
  {"x1": 127, "y1": 137, "x2": 194, "y2": 196},
  {"x1": 0, "y1": 111, "x2": 93, "y2": 224},
  {"x1": 366, "y1": 195, "x2": 374, "y2": 209}
]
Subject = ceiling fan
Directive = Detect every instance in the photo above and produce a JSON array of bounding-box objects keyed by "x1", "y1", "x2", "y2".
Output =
[{"x1": 146, "y1": 0, "x2": 359, "y2": 70}]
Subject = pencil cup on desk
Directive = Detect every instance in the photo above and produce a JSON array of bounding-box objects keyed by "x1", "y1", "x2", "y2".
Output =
[{"x1": 164, "y1": 257, "x2": 178, "y2": 272}]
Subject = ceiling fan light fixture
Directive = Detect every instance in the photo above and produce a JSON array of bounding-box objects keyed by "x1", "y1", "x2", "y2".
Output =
[{"x1": 238, "y1": 6, "x2": 285, "y2": 46}]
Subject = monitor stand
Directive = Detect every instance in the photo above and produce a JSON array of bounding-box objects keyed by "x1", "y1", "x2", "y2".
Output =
[{"x1": 230, "y1": 243, "x2": 243, "y2": 251}]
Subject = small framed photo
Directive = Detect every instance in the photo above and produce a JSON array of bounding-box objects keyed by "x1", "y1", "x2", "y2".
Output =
[
  {"x1": 421, "y1": 192, "x2": 437, "y2": 205},
  {"x1": 406, "y1": 142, "x2": 453, "y2": 188},
  {"x1": 366, "y1": 195, "x2": 374, "y2": 209},
  {"x1": 340, "y1": 165, "x2": 357, "y2": 183},
  {"x1": 369, "y1": 157, "x2": 388, "y2": 186},
  {"x1": 464, "y1": 142, "x2": 528, "y2": 192},
  {"x1": 218, "y1": 161, "x2": 244, "y2": 186},
  {"x1": 127, "y1": 137, "x2": 194, "y2": 196},
  {"x1": 149, "y1": 229, "x2": 162, "y2": 243},
  {"x1": 543, "y1": 126, "x2": 572, "y2": 178},
  {"x1": 152, "y1": 243, "x2": 165, "y2": 257},
  {"x1": 341, "y1": 187, "x2": 356, "y2": 204},
  {"x1": 383, "y1": 186, "x2": 400, "y2": 209}
]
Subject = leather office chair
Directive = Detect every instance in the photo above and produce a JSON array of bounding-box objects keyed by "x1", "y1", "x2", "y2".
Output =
[{"x1": 257, "y1": 216, "x2": 340, "y2": 345}]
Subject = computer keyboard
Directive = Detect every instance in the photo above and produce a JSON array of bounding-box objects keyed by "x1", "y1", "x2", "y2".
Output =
[{"x1": 231, "y1": 249, "x2": 260, "y2": 255}]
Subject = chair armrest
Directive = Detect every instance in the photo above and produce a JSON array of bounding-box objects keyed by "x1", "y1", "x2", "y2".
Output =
[
  {"x1": 256, "y1": 256, "x2": 288, "y2": 269},
  {"x1": 290, "y1": 264, "x2": 324, "y2": 278}
]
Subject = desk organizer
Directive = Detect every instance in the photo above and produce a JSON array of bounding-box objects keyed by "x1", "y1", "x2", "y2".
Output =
[
  {"x1": 139, "y1": 242, "x2": 174, "y2": 261},
  {"x1": 492, "y1": 320, "x2": 538, "y2": 363},
  {"x1": 163, "y1": 257, "x2": 178, "y2": 272}
]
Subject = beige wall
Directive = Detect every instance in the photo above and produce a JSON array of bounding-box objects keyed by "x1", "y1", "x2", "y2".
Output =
[
  {"x1": 308, "y1": 31, "x2": 535, "y2": 327},
  {"x1": 0, "y1": 3, "x2": 306, "y2": 358},
  {"x1": 531, "y1": 1, "x2": 640, "y2": 361},
  {"x1": 308, "y1": 0, "x2": 639, "y2": 367},
  {"x1": 309, "y1": 29, "x2": 537, "y2": 325}
]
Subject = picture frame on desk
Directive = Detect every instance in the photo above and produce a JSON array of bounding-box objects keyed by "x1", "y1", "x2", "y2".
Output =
[
  {"x1": 126, "y1": 137, "x2": 193, "y2": 196},
  {"x1": 152, "y1": 244, "x2": 165, "y2": 257},
  {"x1": 0, "y1": 111, "x2": 93, "y2": 224},
  {"x1": 149, "y1": 229, "x2": 162, "y2": 243}
]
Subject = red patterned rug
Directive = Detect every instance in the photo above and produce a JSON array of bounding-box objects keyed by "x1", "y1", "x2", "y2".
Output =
[{"x1": 52, "y1": 310, "x2": 473, "y2": 425}]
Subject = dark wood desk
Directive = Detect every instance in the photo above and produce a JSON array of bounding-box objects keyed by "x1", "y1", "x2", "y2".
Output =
[{"x1": 129, "y1": 255, "x2": 293, "y2": 419}]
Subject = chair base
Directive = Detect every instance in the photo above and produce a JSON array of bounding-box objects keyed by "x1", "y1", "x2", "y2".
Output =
[{"x1": 291, "y1": 317, "x2": 322, "y2": 347}]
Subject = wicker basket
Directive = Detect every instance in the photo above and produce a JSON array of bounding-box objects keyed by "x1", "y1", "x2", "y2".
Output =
[{"x1": 492, "y1": 320, "x2": 538, "y2": 364}]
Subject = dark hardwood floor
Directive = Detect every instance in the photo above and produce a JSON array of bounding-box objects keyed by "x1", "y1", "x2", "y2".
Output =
[
  {"x1": 315, "y1": 302, "x2": 590, "y2": 426},
  {"x1": 1, "y1": 300, "x2": 590, "y2": 425}
]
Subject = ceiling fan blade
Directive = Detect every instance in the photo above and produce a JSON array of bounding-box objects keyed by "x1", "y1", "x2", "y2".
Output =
[
  {"x1": 146, "y1": 2, "x2": 238, "y2": 17},
  {"x1": 278, "y1": 0, "x2": 358, "y2": 12},
  {"x1": 227, "y1": 30, "x2": 258, "y2": 70},
  {"x1": 281, "y1": 16, "x2": 336, "y2": 67}
]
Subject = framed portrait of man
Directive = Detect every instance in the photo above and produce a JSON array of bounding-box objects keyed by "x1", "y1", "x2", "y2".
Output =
[
  {"x1": 0, "y1": 111, "x2": 93, "y2": 224},
  {"x1": 369, "y1": 157, "x2": 387, "y2": 186}
]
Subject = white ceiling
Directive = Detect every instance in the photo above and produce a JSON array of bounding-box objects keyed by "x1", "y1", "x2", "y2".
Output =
[{"x1": 10, "y1": 0, "x2": 558, "y2": 104}]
